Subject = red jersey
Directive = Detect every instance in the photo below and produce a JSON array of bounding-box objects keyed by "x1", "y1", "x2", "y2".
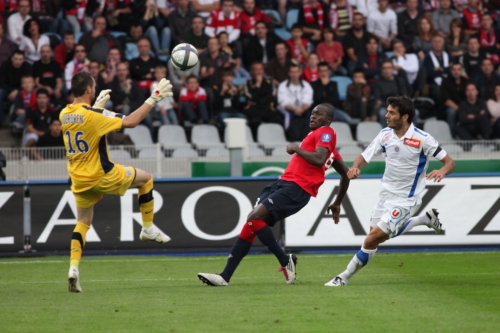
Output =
[
  {"x1": 286, "y1": 38, "x2": 310, "y2": 65},
  {"x1": 240, "y1": 8, "x2": 271, "y2": 35},
  {"x1": 180, "y1": 87, "x2": 207, "y2": 110},
  {"x1": 281, "y1": 126, "x2": 341, "y2": 197},
  {"x1": 301, "y1": 67, "x2": 319, "y2": 82},
  {"x1": 462, "y1": 8, "x2": 482, "y2": 30},
  {"x1": 205, "y1": 9, "x2": 241, "y2": 43}
]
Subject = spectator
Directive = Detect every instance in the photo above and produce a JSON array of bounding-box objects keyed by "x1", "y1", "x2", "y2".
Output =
[
  {"x1": 32, "y1": 45, "x2": 62, "y2": 101},
  {"x1": 486, "y1": 84, "x2": 500, "y2": 137},
  {"x1": 342, "y1": 13, "x2": 373, "y2": 71},
  {"x1": 168, "y1": 0, "x2": 197, "y2": 46},
  {"x1": 374, "y1": 60, "x2": 411, "y2": 127},
  {"x1": 462, "y1": 0, "x2": 482, "y2": 35},
  {"x1": 7, "y1": 0, "x2": 31, "y2": 45},
  {"x1": 129, "y1": 38, "x2": 162, "y2": 90},
  {"x1": 242, "y1": 62, "x2": 281, "y2": 137},
  {"x1": 460, "y1": 37, "x2": 485, "y2": 78},
  {"x1": 0, "y1": 22, "x2": 16, "y2": 65},
  {"x1": 79, "y1": 16, "x2": 121, "y2": 65},
  {"x1": 199, "y1": 37, "x2": 231, "y2": 89},
  {"x1": 35, "y1": 119, "x2": 65, "y2": 160},
  {"x1": 316, "y1": 28, "x2": 345, "y2": 75},
  {"x1": 350, "y1": 0, "x2": 377, "y2": 18},
  {"x1": 391, "y1": 41, "x2": 420, "y2": 91},
  {"x1": 100, "y1": 0, "x2": 133, "y2": 33},
  {"x1": 156, "y1": 0, "x2": 178, "y2": 24},
  {"x1": 244, "y1": 21, "x2": 281, "y2": 69},
  {"x1": 302, "y1": 53, "x2": 320, "y2": 83},
  {"x1": 446, "y1": 18, "x2": 468, "y2": 61},
  {"x1": 455, "y1": 83, "x2": 492, "y2": 139},
  {"x1": 278, "y1": 0, "x2": 303, "y2": 25},
  {"x1": 213, "y1": 68, "x2": 245, "y2": 123},
  {"x1": 286, "y1": 24, "x2": 311, "y2": 66},
  {"x1": 474, "y1": 13, "x2": 500, "y2": 66},
  {"x1": 63, "y1": 0, "x2": 92, "y2": 34},
  {"x1": 266, "y1": 42, "x2": 294, "y2": 84},
  {"x1": 24, "y1": 89, "x2": 58, "y2": 148},
  {"x1": 109, "y1": 62, "x2": 145, "y2": 117},
  {"x1": 414, "y1": 17, "x2": 437, "y2": 61},
  {"x1": 297, "y1": 0, "x2": 329, "y2": 42},
  {"x1": 65, "y1": 44, "x2": 90, "y2": 90},
  {"x1": 205, "y1": 0, "x2": 241, "y2": 44},
  {"x1": 277, "y1": 64, "x2": 313, "y2": 129},
  {"x1": 397, "y1": 0, "x2": 422, "y2": 52},
  {"x1": 0, "y1": 51, "x2": 32, "y2": 125},
  {"x1": 328, "y1": 0, "x2": 357, "y2": 39},
  {"x1": 184, "y1": 16, "x2": 210, "y2": 54},
  {"x1": 54, "y1": 31, "x2": 76, "y2": 70},
  {"x1": 140, "y1": 1, "x2": 171, "y2": 55},
  {"x1": 102, "y1": 47, "x2": 122, "y2": 84},
  {"x1": 431, "y1": 0, "x2": 461, "y2": 38},
  {"x1": 88, "y1": 61, "x2": 108, "y2": 101},
  {"x1": 167, "y1": 54, "x2": 200, "y2": 93},
  {"x1": 19, "y1": 18, "x2": 50, "y2": 64},
  {"x1": 12, "y1": 75, "x2": 36, "y2": 129},
  {"x1": 191, "y1": 0, "x2": 220, "y2": 19},
  {"x1": 218, "y1": 31, "x2": 249, "y2": 78},
  {"x1": 472, "y1": 58, "x2": 500, "y2": 101},
  {"x1": 344, "y1": 69, "x2": 373, "y2": 121},
  {"x1": 151, "y1": 65, "x2": 178, "y2": 125},
  {"x1": 311, "y1": 62, "x2": 352, "y2": 124},
  {"x1": 441, "y1": 63, "x2": 469, "y2": 133},
  {"x1": 240, "y1": 0, "x2": 271, "y2": 38},
  {"x1": 179, "y1": 75, "x2": 210, "y2": 124},
  {"x1": 356, "y1": 36, "x2": 387, "y2": 82},
  {"x1": 118, "y1": 23, "x2": 144, "y2": 60},
  {"x1": 423, "y1": 36, "x2": 450, "y2": 105},
  {"x1": 366, "y1": 0, "x2": 397, "y2": 51}
]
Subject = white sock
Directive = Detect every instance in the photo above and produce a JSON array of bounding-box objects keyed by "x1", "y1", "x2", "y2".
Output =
[
  {"x1": 69, "y1": 266, "x2": 79, "y2": 275},
  {"x1": 339, "y1": 247, "x2": 377, "y2": 281},
  {"x1": 395, "y1": 213, "x2": 431, "y2": 237},
  {"x1": 144, "y1": 225, "x2": 155, "y2": 233}
]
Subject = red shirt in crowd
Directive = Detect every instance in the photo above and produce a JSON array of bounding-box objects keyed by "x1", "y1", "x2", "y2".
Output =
[
  {"x1": 180, "y1": 86, "x2": 207, "y2": 110},
  {"x1": 316, "y1": 41, "x2": 344, "y2": 66},
  {"x1": 239, "y1": 8, "x2": 271, "y2": 35},
  {"x1": 301, "y1": 67, "x2": 319, "y2": 82},
  {"x1": 462, "y1": 8, "x2": 482, "y2": 31},
  {"x1": 281, "y1": 126, "x2": 341, "y2": 197},
  {"x1": 205, "y1": 9, "x2": 241, "y2": 43},
  {"x1": 286, "y1": 38, "x2": 310, "y2": 65}
]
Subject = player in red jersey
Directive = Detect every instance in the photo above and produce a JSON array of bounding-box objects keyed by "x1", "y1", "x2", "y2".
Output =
[{"x1": 198, "y1": 103, "x2": 350, "y2": 286}]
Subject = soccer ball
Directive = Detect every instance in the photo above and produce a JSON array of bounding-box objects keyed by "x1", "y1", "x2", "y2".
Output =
[{"x1": 170, "y1": 43, "x2": 199, "y2": 71}]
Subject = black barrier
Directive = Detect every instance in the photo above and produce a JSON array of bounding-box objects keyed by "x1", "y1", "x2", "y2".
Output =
[{"x1": 0, "y1": 178, "x2": 283, "y2": 253}]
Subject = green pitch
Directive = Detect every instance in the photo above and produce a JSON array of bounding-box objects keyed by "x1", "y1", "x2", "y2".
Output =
[{"x1": 1, "y1": 251, "x2": 499, "y2": 333}]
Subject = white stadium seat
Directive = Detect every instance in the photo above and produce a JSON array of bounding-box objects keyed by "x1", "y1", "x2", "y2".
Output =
[
  {"x1": 138, "y1": 148, "x2": 160, "y2": 159},
  {"x1": 158, "y1": 125, "x2": 191, "y2": 150},
  {"x1": 191, "y1": 125, "x2": 224, "y2": 149},
  {"x1": 172, "y1": 148, "x2": 199, "y2": 158},
  {"x1": 423, "y1": 120, "x2": 453, "y2": 141},
  {"x1": 124, "y1": 125, "x2": 154, "y2": 147},
  {"x1": 356, "y1": 122, "x2": 383, "y2": 143},
  {"x1": 257, "y1": 123, "x2": 288, "y2": 149},
  {"x1": 330, "y1": 122, "x2": 355, "y2": 144}
]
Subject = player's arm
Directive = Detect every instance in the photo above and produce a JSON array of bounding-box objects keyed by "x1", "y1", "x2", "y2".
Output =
[
  {"x1": 286, "y1": 144, "x2": 329, "y2": 167},
  {"x1": 327, "y1": 159, "x2": 350, "y2": 224},
  {"x1": 426, "y1": 155, "x2": 455, "y2": 182},
  {"x1": 122, "y1": 79, "x2": 173, "y2": 128},
  {"x1": 347, "y1": 154, "x2": 368, "y2": 179}
]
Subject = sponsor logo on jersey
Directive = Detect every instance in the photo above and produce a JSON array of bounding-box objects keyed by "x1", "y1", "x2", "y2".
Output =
[
  {"x1": 404, "y1": 138, "x2": 421, "y2": 148},
  {"x1": 395, "y1": 146, "x2": 399, "y2": 153},
  {"x1": 321, "y1": 133, "x2": 331, "y2": 142},
  {"x1": 391, "y1": 207, "x2": 402, "y2": 219}
]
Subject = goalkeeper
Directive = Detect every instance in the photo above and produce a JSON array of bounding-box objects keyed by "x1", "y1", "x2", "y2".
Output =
[{"x1": 59, "y1": 72, "x2": 173, "y2": 293}]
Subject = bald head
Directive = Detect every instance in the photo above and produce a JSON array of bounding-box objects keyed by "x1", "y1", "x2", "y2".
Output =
[{"x1": 316, "y1": 103, "x2": 334, "y2": 122}]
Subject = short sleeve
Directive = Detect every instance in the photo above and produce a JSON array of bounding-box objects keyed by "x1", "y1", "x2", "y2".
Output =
[
  {"x1": 361, "y1": 131, "x2": 384, "y2": 163},
  {"x1": 315, "y1": 127, "x2": 336, "y2": 151},
  {"x1": 423, "y1": 135, "x2": 447, "y2": 160},
  {"x1": 91, "y1": 107, "x2": 124, "y2": 136},
  {"x1": 332, "y1": 147, "x2": 342, "y2": 160}
]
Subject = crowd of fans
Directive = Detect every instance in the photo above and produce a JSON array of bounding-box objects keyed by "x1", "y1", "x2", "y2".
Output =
[{"x1": 1, "y1": 0, "x2": 500, "y2": 156}]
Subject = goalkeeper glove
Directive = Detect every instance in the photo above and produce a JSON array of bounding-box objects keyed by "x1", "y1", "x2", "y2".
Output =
[
  {"x1": 145, "y1": 79, "x2": 173, "y2": 107},
  {"x1": 93, "y1": 89, "x2": 112, "y2": 108}
]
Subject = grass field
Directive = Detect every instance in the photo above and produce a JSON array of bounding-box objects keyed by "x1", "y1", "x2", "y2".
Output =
[{"x1": 1, "y1": 251, "x2": 499, "y2": 333}]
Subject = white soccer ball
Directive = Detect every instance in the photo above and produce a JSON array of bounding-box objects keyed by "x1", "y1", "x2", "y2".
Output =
[{"x1": 170, "y1": 43, "x2": 199, "y2": 71}]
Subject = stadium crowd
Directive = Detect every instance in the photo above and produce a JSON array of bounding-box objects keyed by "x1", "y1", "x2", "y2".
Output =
[{"x1": 1, "y1": 0, "x2": 500, "y2": 152}]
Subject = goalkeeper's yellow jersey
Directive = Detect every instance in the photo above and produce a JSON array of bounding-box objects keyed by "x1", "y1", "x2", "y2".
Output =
[{"x1": 60, "y1": 103, "x2": 124, "y2": 191}]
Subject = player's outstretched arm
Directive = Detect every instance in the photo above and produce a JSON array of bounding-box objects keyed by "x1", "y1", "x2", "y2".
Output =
[
  {"x1": 286, "y1": 143, "x2": 329, "y2": 167},
  {"x1": 327, "y1": 159, "x2": 350, "y2": 224},
  {"x1": 426, "y1": 155, "x2": 456, "y2": 182},
  {"x1": 347, "y1": 155, "x2": 368, "y2": 179},
  {"x1": 122, "y1": 79, "x2": 173, "y2": 128}
]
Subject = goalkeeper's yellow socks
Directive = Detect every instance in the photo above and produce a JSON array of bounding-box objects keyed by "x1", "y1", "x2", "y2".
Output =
[
  {"x1": 70, "y1": 222, "x2": 90, "y2": 268},
  {"x1": 139, "y1": 176, "x2": 155, "y2": 230}
]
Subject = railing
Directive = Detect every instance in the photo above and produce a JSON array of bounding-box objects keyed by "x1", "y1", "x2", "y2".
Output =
[{"x1": 1, "y1": 141, "x2": 499, "y2": 181}]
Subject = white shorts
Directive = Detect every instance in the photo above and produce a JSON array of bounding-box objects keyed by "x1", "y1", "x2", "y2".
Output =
[
  {"x1": 370, "y1": 190, "x2": 422, "y2": 238},
  {"x1": 24, "y1": 132, "x2": 39, "y2": 143}
]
